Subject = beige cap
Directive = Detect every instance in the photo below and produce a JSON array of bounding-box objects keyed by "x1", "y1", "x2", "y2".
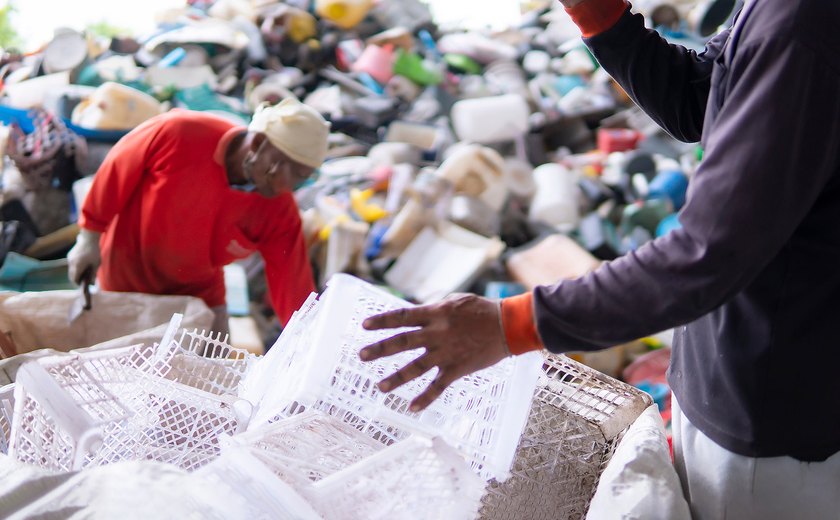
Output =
[{"x1": 248, "y1": 98, "x2": 331, "y2": 168}]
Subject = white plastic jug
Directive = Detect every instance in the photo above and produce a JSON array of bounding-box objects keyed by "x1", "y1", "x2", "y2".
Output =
[
  {"x1": 529, "y1": 163, "x2": 581, "y2": 231},
  {"x1": 451, "y1": 94, "x2": 530, "y2": 144}
]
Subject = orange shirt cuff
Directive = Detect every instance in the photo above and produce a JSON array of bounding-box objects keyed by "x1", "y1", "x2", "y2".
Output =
[
  {"x1": 501, "y1": 292, "x2": 544, "y2": 356},
  {"x1": 565, "y1": 0, "x2": 628, "y2": 38}
]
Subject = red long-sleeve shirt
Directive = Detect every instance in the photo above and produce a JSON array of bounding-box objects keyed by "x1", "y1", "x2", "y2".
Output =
[{"x1": 79, "y1": 109, "x2": 315, "y2": 325}]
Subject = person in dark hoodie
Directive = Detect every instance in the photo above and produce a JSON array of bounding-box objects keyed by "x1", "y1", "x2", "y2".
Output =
[{"x1": 360, "y1": 0, "x2": 840, "y2": 517}]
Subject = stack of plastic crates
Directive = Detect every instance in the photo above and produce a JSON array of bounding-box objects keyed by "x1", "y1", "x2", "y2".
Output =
[
  {"x1": 7, "y1": 316, "x2": 256, "y2": 473},
  {"x1": 478, "y1": 353, "x2": 652, "y2": 519},
  {"x1": 195, "y1": 449, "x2": 324, "y2": 520},
  {"x1": 221, "y1": 410, "x2": 486, "y2": 519},
  {"x1": 0, "y1": 383, "x2": 14, "y2": 454},
  {"x1": 241, "y1": 273, "x2": 545, "y2": 481},
  {"x1": 156, "y1": 327, "x2": 256, "y2": 397}
]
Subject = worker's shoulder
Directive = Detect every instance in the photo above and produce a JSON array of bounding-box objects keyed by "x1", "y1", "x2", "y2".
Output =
[
  {"x1": 154, "y1": 109, "x2": 238, "y2": 135},
  {"x1": 745, "y1": 1, "x2": 840, "y2": 60}
]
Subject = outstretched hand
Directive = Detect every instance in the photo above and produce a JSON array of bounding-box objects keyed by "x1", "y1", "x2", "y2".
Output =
[{"x1": 360, "y1": 293, "x2": 510, "y2": 412}]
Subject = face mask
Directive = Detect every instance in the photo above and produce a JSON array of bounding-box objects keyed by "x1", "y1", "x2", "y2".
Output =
[
  {"x1": 233, "y1": 150, "x2": 260, "y2": 192},
  {"x1": 232, "y1": 183, "x2": 258, "y2": 193},
  {"x1": 293, "y1": 170, "x2": 319, "y2": 191}
]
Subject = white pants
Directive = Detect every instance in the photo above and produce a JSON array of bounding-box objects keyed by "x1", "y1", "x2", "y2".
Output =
[{"x1": 672, "y1": 397, "x2": 840, "y2": 520}]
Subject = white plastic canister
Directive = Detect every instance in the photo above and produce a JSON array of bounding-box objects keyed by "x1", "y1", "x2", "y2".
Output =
[
  {"x1": 451, "y1": 94, "x2": 530, "y2": 144},
  {"x1": 529, "y1": 163, "x2": 581, "y2": 231}
]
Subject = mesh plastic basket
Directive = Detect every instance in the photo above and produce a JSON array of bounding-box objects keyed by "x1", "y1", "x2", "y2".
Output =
[
  {"x1": 226, "y1": 410, "x2": 387, "y2": 491},
  {"x1": 242, "y1": 274, "x2": 543, "y2": 481},
  {"x1": 195, "y1": 449, "x2": 324, "y2": 520},
  {"x1": 478, "y1": 353, "x2": 652, "y2": 519},
  {"x1": 0, "y1": 383, "x2": 15, "y2": 454},
  {"x1": 225, "y1": 410, "x2": 486, "y2": 520},
  {"x1": 155, "y1": 327, "x2": 258, "y2": 397},
  {"x1": 9, "y1": 341, "x2": 248, "y2": 472},
  {"x1": 314, "y1": 435, "x2": 485, "y2": 520}
]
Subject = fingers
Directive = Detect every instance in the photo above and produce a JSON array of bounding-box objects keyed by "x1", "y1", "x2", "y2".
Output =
[
  {"x1": 360, "y1": 329, "x2": 426, "y2": 361},
  {"x1": 362, "y1": 306, "x2": 432, "y2": 330},
  {"x1": 377, "y1": 355, "x2": 435, "y2": 393},
  {"x1": 409, "y1": 371, "x2": 458, "y2": 412}
]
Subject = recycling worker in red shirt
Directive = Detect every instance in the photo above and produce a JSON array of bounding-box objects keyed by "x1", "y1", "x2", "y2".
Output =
[
  {"x1": 360, "y1": 0, "x2": 840, "y2": 518},
  {"x1": 67, "y1": 98, "x2": 330, "y2": 335}
]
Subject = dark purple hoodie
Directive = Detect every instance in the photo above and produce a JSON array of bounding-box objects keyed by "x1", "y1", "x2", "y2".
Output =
[{"x1": 535, "y1": 0, "x2": 840, "y2": 460}]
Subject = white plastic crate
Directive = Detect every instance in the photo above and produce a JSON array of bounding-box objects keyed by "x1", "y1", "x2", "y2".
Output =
[
  {"x1": 155, "y1": 326, "x2": 258, "y2": 397},
  {"x1": 9, "y1": 343, "x2": 248, "y2": 472},
  {"x1": 0, "y1": 383, "x2": 15, "y2": 454},
  {"x1": 243, "y1": 274, "x2": 543, "y2": 481},
  {"x1": 479, "y1": 353, "x2": 652, "y2": 519},
  {"x1": 227, "y1": 410, "x2": 386, "y2": 491},
  {"x1": 196, "y1": 449, "x2": 324, "y2": 520},
  {"x1": 225, "y1": 410, "x2": 486, "y2": 520},
  {"x1": 314, "y1": 435, "x2": 485, "y2": 519}
]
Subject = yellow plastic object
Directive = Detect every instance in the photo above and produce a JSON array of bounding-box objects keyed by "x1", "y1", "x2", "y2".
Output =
[
  {"x1": 318, "y1": 214, "x2": 351, "y2": 241},
  {"x1": 350, "y1": 188, "x2": 388, "y2": 222},
  {"x1": 288, "y1": 9, "x2": 318, "y2": 43},
  {"x1": 315, "y1": 0, "x2": 373, "y2": 29}
]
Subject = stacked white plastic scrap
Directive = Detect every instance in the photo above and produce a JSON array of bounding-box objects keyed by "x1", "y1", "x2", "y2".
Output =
[
  {"x1": 240, "y1": 273, "x2": 545, "y2": 481},
  {"x1": 236, "y1": 273, "x2": 651, "y2": 519},
  {"x1": 6, "y1": 319, "x2": 257, "y2": 473},
  {"x1": 479, "y1": 354, "x2": 651, "y2": 519},
  {"x1": 0, "y1": 383, "x2": 13, "y2": 455},
  {"x1": 236, "y1": 273, "x2": 545, "y2": 519},
  {"x1": 217, "y1": 410, "x2": 485, "y2": 520},
  {"x1": 0, "y1": 273, "x2": 652, "y2": 519}
]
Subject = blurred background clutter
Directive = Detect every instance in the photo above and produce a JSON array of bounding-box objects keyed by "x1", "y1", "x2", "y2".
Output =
[{"x1": 0, "y1": 0, "x2": 739, "y2": 439}]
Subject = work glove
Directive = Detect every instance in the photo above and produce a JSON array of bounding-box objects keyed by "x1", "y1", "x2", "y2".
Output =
[{"x1": 67, "y1": 228, "x2": 101, "y2": 285}]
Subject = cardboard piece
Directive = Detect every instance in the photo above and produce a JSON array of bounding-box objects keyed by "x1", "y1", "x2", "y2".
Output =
[{"x1": 506, "y1": 234, "x2": 601, "y2": 290}]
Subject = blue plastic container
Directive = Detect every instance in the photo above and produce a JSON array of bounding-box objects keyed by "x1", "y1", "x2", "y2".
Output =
[
  {"x1": 656, "y1": 213, "x2": 683, "y2": 237},
  {"x1": 0, "y1": 103, "x2": 129, "y2": 142},
  {"x1": 484, "y1": 281, "x2": 527, "y2": 299},
  {"x1": 648, "y1": 170, "x2": 689, "y2": 209}
]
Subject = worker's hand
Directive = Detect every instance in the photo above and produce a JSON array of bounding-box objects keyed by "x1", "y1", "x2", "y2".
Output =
[
  {"x1": 67, "y1": 229, "x2": 102, "y2": 285},
  {"x1": 360, "y1": 293, "x2": 510, "y2": 412}
]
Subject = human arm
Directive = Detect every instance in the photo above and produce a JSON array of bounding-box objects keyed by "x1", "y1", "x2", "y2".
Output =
[
  {"x1": 524, "y1": 36, "x2": 840, "y2": 352},
  {"x1": 78, "y1": 118, "x2": 162, "y2": 233},
  {"x1": 565, "y1": 0, "x2": 729, "y2": 142},
  {"x1": 258, "y1": 197, "x2": 316, "y2": 325},
  {"x1": 363, "y1": 35, "x2": 840, "y2": 408},
  {"x1": 70, "y1": 120, "x2": 162, "y2": 284}
]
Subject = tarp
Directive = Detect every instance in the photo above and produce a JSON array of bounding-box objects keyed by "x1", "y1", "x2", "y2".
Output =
[{"x1": 0, "y1": 290, "x2": 213, "y2": 384}]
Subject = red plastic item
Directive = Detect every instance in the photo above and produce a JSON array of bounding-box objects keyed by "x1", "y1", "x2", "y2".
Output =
[
  {"x1": 623, "y1": 347, "x2": 671, "y2": 386},
  {"x1": 597, "y1": 128, "x2": 643, "y2": 153}
]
